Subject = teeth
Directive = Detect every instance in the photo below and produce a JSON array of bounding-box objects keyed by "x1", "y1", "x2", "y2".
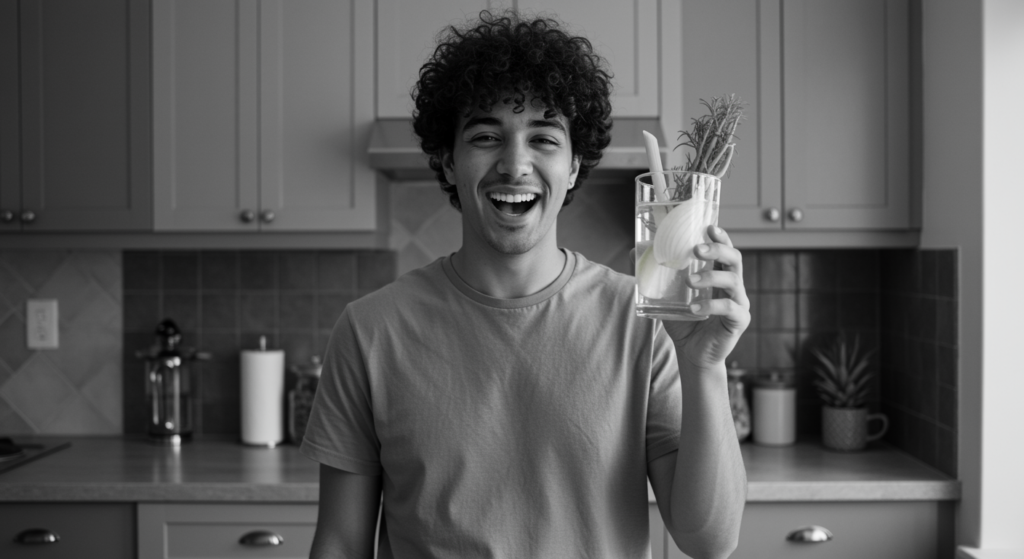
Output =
[{"x1": 489, "y1": 193, "x2": 537, "y2": 203}]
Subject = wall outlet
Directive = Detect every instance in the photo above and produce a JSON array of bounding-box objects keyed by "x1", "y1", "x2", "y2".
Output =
[{"x1": 26, "y1": 299, "x2": 59, "y2": 349}]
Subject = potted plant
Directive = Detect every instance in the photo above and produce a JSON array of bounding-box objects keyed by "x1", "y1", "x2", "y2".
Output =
[{"x1": 812, "y1": 334, "x2": 889, "y2": 451}]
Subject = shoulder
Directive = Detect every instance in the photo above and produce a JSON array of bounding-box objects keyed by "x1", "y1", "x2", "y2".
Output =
[
  {"x1": 341, "y1": 257, "x2": 449, "y2": 328},
  {"x1": 565, "y1": 251, "x2": 637, "y2": 301}
]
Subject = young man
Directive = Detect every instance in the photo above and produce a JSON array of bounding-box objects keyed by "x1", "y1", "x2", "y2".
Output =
[{"x1": 302, "y1": 11, "x2": 749, "y2": 559}]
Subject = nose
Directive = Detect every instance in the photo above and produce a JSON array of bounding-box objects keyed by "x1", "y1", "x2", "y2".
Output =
[{"x1": 496, "y1": 137, "x2": 531, "y2": 178}]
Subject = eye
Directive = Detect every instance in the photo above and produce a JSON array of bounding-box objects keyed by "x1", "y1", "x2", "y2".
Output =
[
  {"x1": 470, "y1": 133, "x2": 501, "y2": 145},
  {"x1": 532, "y1": 136, "x2": 561, "y2": 148}
]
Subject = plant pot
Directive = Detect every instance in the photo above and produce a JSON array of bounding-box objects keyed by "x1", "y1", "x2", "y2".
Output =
[{"x1": 821, "y1": 406, "x2": 889, "y2": 451}]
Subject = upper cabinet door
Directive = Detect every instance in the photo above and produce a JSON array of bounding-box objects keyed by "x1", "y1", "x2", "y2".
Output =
[
  {"x1": 16, "y1": 0, "x2": 151, "y2": 232},
  {"x1": 153, "y1": 0, "x2": 260, "y2": 231},
  {"x1": 517, "y1": 0, "x2": 659, "y2": 117},
  {"x1": 258, "y1": 0, "x2": 376, "y2": 231},
  {"x1": 782, "y1": 0, "x2": 910, "y2": 229},
  {"x1": 681, "y1": 0, "x2": 783, "y2": 230},
  {"x1": 377, "y1": 0, "x2": 500, "y2": 118},
  {"x1": 376, "y1": 0, "x2": 656, "y2": 118},
  {"x1": 0, "y1": 0, "x2": 20, "y2": 231}
]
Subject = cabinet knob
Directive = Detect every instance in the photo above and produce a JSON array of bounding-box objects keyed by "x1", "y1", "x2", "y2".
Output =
[
  {"x1": 764, "y1": 207, "x2": 781, "y2": 222},
  {"x1": 0, "y1": 209, "x2": 14, "y2": 223},
  {"x1": 788, "y1": 208, "x2": 804, "y2": 222},
  {"x1": 15, "y1": 528, "x2": 61, "y2": 545},
  {"x1": 786, "y1": 525, "x2": 833, "y2": 543},
  {"x1": 20, "y1": 210, "x2": 36, "y2": 224},
  {"x1": 239, "y1": 210, "x2": 256, "y2": 223},
  {"x1": 239, "y1": 530, "x2": 284, "y2": 546},
  {"x1": 260, "y1": 209, "x2": 275, "y2": 224}
]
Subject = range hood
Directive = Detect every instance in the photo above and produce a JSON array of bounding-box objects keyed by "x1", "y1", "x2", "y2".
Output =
[{"x1": 367, "y1": 118, "x2": 667, "y2": 181}]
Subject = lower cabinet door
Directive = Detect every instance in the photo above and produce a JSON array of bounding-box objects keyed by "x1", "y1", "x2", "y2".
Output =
[
  {"x1": 663, "y1": 501, "x2": 953, "y2": 559},
  {"x1": 138, "y1": 503, "x2": 318, "y2": 559},
  {"x1": 0, "y1": 503, "x2": 134, "y2": 559}
]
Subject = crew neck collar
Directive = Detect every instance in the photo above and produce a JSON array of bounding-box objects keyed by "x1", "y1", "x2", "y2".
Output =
[{"x1": 441, "y1": 249, "x2": 576, "y2": 309}]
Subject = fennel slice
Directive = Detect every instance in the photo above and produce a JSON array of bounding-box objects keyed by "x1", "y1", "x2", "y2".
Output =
[{"x1": 637, "y1": 245, "x2": 676, "y2": 300}]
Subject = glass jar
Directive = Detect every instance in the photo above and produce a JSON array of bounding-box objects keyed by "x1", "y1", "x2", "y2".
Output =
[
  {"x1": 727, "y1": 362, "x2": 751, "y2": 441},
  {"x1": 288, "y1": 356, "x2": 322, "y2": 444}
]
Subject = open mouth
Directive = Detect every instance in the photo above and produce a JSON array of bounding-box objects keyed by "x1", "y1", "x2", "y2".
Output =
[{"x1": 489, "y1": 192, "x2": 538, "y2": 216}]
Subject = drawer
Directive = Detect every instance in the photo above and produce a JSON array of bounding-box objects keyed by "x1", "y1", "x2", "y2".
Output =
[
  {"x1": 665, "y1": 501, "x2": 954, "y2": 559},
  {"x1": 0, "y1": 503, "x2": 134, "y2": 559},
  {"x1": 138, "y1": 503, "x2": 318, "y2": 559}
]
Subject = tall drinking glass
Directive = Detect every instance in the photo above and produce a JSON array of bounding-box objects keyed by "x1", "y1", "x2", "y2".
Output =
[{"x1": 635, "y1": 170, "x2": 721, "y2": 321}]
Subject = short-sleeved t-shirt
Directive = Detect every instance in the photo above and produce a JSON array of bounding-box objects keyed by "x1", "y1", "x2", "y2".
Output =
[{"x1": 301, "y1": 250, "x2": 681, "y2": 558}]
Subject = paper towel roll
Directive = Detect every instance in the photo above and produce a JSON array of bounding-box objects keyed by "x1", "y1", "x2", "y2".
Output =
[{"x1": 240, "y1": 347, "x2": 285, "y2": 446}]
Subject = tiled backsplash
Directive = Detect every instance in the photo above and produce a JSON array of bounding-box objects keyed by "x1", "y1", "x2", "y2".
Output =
[
  {"x1": 880, "y1": 249, "x2": 958, "y2": 477},
  {"x1": 733, "y1": 250, "x2": 883, "y2": 435},
  {"x1": 0, "y1": 251, "x2": 122, "y2": 434},
  {"x1": 0, "y1": 182, "x2": 959, "y2": 477},
  {"x1": 122, "y1": 250, "x2": 396, "y2": 435}
]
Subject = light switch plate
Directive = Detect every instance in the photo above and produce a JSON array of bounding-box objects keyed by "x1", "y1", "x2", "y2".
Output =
[{"x1": 26, "y1": 299, "x2": 59, "y2": 349}]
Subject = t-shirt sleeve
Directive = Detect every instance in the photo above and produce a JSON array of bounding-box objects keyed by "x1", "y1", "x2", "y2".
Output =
[
  {"x1": 300, "y1": 307, "x2": 382, "y2": 475},
  {"x1": 646, "y1": 322, "x2": 682, "y2": 462}
]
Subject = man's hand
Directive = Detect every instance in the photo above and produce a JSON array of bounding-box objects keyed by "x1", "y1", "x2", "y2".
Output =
[
  {"x1": 633, "y1": 224, "x2": 751, "y2": 371},
  {"x1": 663, "y1": 224, "x2": 750, "y2": 370}
]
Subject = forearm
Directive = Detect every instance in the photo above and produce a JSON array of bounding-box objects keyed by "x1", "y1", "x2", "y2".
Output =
[{"x1": 666, "y1": 360, "x2": 746, "y2": 559}]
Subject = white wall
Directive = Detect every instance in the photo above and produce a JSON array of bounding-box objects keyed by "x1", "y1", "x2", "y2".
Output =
[
  {"x1": 921, "y1": 0, "x2": 1024, "y2": 551},
  {"x1": 979, "y1": 0, "x2": 1024, "y2": 550}
]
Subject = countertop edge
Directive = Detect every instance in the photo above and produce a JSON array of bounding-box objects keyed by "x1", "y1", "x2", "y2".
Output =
[
  {"x1": 0, "y1": 483, "x2": 321, "y2": 503},
  {"x1": 0, "y1": 480, "x2": 960, "y2": 504}
]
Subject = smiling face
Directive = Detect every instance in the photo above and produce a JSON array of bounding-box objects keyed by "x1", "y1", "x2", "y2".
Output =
[{"x1": 442, "y1": 99, "x2": 581, "y2": 257}]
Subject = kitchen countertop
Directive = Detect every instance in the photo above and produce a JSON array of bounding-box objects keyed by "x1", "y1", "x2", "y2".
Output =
[{"x1": 0, "y1": 437, "x2": 959, "y2": 503}]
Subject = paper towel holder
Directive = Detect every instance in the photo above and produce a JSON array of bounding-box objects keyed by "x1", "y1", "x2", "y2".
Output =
[{"x1": 240, "y1": 335, "x2": 286, "y2": 448}]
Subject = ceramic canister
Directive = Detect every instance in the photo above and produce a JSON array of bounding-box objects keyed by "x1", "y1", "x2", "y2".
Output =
[{"x1": 753, "y1": 371, "x2": 797, "y2": 446}]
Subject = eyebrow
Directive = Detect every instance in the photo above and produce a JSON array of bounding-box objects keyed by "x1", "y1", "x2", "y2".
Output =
[{"x1": 461, "y1": 116, "x2": 567, "y2": 134}]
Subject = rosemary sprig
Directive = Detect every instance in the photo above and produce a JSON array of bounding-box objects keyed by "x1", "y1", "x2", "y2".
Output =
[{"x1": 674, "y1": 94, "x2": 746, "y2": 178}]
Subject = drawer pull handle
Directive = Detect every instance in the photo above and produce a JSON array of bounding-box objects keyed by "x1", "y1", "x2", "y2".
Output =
[
  {"x1": 15, "y1": 528, "x2": 60, "y2": 545},
  {"x1": 239, "y1": 530, "x2": 284, "y2": 546},
  {"x1": 786, "y1": 525, "x2": 833, "y2": 543}
]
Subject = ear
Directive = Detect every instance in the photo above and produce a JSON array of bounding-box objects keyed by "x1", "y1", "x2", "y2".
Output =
[
  {"x1": 567, "y1": 155, "x2": 582, "y2": 190},
  {"x1": 441, "y1": 150, "x2": 456, "y2": 186}
]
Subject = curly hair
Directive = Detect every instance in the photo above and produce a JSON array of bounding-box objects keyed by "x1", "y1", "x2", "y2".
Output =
[{"x1": 412, "y1": 10, "x2": 613, "y2": 210}]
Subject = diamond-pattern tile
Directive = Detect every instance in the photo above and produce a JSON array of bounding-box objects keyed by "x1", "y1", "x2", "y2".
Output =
[
  {"x1": 393, "y1": 183, "x2": 449, "y2": 235},
  {"x1": 80, "y1": 359, "x2": 122, "y2": 430},
  {"x1": 416, "y1": 206, "x2": 463, "y2": 258},
  {"x1": 0, "y1": 313, "x2": 32, "y2": 371},
  {"x1": 71, "y1": 251, "x2": 122, "y2": 304},
  {"x1": 41, "y1": 394, "x2": 117, "y2": 434},
  {"x1": 0, "y1": 262, "x2": 33, "y2": 314},
  {"x1": 0, "y1": 354, "x2": 77, "y2": 429},
  {"x1": 53, "y1": 320, "x2": 121, "y2": 388},
  {"x1": 1, "y1": 251, "x2": 67, "y2": 291},
  {"x1": 0, "y1": 397, "x2": 34, "y2": 434},
  {"x1": 0, "y1": 250, "x2": 123, "y2": 435}
]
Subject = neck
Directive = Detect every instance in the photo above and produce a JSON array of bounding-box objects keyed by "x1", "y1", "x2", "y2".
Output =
[{"x1": 451, "y1": 237, "x2": 566, "y2": 299}]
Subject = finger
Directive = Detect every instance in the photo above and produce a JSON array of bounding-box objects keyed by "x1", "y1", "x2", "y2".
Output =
[
  {"x1": 686, "y1": 270, "x2": 749, "y2": 305},
  {"x1": 707, "y1": 224, "x2": 734, "y2": 248},
  {"x1": 689, "y1": 297, "x2": 752, "y2": 331},
  {"x1": 694, "y1": 241, "x2": 743, "y2": 273}
]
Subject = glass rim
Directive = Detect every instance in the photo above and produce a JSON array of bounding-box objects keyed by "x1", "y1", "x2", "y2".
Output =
[{"x1": 634, "y1": 170, "x2": 722, "y2": 183}]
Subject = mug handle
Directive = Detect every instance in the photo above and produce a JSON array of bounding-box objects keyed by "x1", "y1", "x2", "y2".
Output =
[{"x1": 866, "y1": 413, "x2": 889, "y2": 442}]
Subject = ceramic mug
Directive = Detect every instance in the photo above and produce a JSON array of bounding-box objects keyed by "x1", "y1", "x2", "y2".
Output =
[{"x1": 821, "y1": 407, "x2": 889, "y2": 452}]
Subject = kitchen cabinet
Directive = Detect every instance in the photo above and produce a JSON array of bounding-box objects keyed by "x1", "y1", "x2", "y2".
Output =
[
  {"x1": 0, "y1": 0, "x2": 151, "y2": 233},
  {"x1": 138, "y1": 503, "x2": 319, "y2": 559},
  {"x1": 0, "y1": 503, "x2": 135, "y2": 559},
  {"x1": 652, "y1": 501, "x2": 954, "y2": 559},
  {"x1": 152, "y1": 0, "x2": 376, "y2": 232},
  {"x1": 681, "y1": 0, "x2": 911, "y2": 232},
  {"x1": 376, "y1": 0, "x2": 659, "y2": 118}
]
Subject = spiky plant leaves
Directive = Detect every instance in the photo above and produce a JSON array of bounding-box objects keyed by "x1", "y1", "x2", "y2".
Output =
[{"x1": 812, "y1": 334, "x2": 877, "y2": 408}]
